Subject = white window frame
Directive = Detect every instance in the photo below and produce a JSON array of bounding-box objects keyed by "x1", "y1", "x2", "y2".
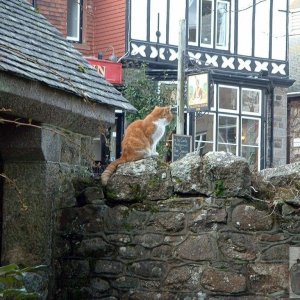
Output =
[
  {"x1": 217, "y1": 114, "x2": 239, "y2": 155},
  {"x1": 188, "y1": 0, "x2": 230, "y2": 50},
  {"x1": 215, "y1": 0, "x2": 230, "y2": 50},
  {"x1": 241, "y1": 88, "x2": 262, "y2": 116},
  {"x1": 194, "y1": 112, "x2": 216, "y2": 152},
  {"x1": 241, "y1": 116, "x2": 261, "y2": 171},
  {"x1": 188, "y1": 0, "x2": 200, "y2": 46},
  {"x1": 67, "y1": 0, "x2": 81, "y2": 42},
  {"x1": 200, "y1": 0, "x2": 214, "y2": 48}
]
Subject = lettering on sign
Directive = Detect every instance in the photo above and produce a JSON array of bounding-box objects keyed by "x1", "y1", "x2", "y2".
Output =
[
  {"x1": 172, "y1": 134, "x2": 192, "y2": 162},
  {"x1": 94, "y1": 65, "x2": 106, "y2": 77}
]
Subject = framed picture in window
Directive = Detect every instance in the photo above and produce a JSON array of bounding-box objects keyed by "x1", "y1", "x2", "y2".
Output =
[
  {"x1": 187, "y1": 73, "x2": 210, "y2": 111},
  {"x1": 241, "y1": 88, "x2": 261, "y2": 115}
]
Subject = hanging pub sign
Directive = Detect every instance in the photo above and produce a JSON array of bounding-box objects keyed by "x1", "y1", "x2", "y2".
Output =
[{"x1": 187, "y1": 72, "x2": 210, "y2": 111}]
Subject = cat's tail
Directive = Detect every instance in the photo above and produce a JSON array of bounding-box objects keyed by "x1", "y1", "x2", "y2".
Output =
[{"x1": 101, "y1": 157, "x2": 126, "y2": 186}]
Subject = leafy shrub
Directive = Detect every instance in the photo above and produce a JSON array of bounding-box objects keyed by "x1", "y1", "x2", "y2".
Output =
[{"x1": 0, "y1": 264, "x2": 46, "y2": 299}]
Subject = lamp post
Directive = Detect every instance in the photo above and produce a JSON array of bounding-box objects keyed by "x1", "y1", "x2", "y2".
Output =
[{"x1": 176, "y1": 19, "x2": 186, "y2": 135}]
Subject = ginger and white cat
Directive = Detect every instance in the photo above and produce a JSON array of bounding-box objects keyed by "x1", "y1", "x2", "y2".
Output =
[{"x1": 101, "y1": 106, "x2": 173, "y2": 186}]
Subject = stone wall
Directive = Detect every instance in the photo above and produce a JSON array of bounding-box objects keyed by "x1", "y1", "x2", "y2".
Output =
[
  {"x1": 0, "y1": 124, "x2": 94, "y2": 299},
  {"x1": 54, "y1": 152, "x2": 300, "y2": 299}
]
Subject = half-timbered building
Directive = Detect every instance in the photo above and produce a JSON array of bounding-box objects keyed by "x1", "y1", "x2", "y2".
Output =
[
  {"x1": 126, "y1": 0, "x2": 293, "y2": 171},
  {"x1": 39, "y1": 0, "x2": 294, "y2": 170}
]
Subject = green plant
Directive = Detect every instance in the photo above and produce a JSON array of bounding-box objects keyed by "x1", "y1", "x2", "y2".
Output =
[
  {"x1": 123, "y1": 65, "x2": 176, "y2": 158},
  {"x1": 0, "y1": 264, "x2": 45, "y2": 299},
  {"x1": 215, "y1": 180, "x2": 226, "y2": 197}
]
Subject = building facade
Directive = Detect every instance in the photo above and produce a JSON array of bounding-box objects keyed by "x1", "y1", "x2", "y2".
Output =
[
  {"x1": 288, "y1": 0, "x2": 300, "y2": 163},
  {"x1": 38, "y1": 0, "x2": 294, "y2": 170}
]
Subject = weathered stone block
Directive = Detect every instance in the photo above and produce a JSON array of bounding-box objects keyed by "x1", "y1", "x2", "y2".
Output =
[
  {"x1": 128, "y1": 261, "x2": 165, "y2": 279},
  {"x1": 94, "y1": 260, "x2": 124, "y2": 275},
  {"x1": 171, "y1": 152, "x2": 251, "y2": 197},
  {"x1": 170, "y1": 152, "x2": 204, "y2": 194},
  {"x1": 248, "y1": 263, "x2": 289, "y2": 294},
  {"x1": 280, "y1": 220, "x2": 300, "y2": 234},
  {"x1": 201, "y1": 268, "x2": 247, "y2": 293},
  {"x1": 174, "y1": 234, "x2": 216, "y2": 261},
  {"x1": 188, "y1": 207, "x2": 227, "y2": 233},
  {"x1": 105, "y1": 205, "x2": 151, "y2": 232},
  {"x1": 106, "y1": 234, "x2": 131, "y2": 245},
  {"x1": 58, "y1": 205, "x2": 107, "y2": 234},
  {"x1": 231, "y1": 204, "x2": 273, "y2": 231},
  {"x1": 74, "y1": 237, "x2": 115, "y2": 257},
  {"x1": 133, "y1": 233, "x2": 164, "y2": 249},
  {"x1": 218, "y1": 232, "x2": 258, "y2": 261},
  {"x1": 111, "y1": 276, "x2": 139, "y2": 290},
  {"x1": 89, "y1": 278, "x2": 110, "y2": 294},
  {"x1": 258, "y1": 233, "x2": 287, "y2": 242},
  {"x1": 260, "y1": 244, "x2": 289, "y2": 262},
  {"x1": 105, "y1": 157, "x2": 173, "y2": 202},
  {"x1": 118, "y1": 245, "x2": 149, "y2": 259},
  {"x1": 254, "y1": 162, "x2": 300, "y2": 202},
  {"x1": 81, "y1": 186, "x2": 105, "y2": 204},
  {"x1": 151, "y1": 245, "x2": 172, "y2": 259},
  {"x1": 148, "y1": 212, "x2": 185, "y2": 232},
  {"x1": 61, "y1": 259, "x2": 90, "y2": 278},
  {"x1": 163, "y1": 265, "x2": 204, "y2": 290}
]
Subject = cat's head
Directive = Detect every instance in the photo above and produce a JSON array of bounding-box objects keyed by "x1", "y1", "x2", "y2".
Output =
[{"x1": 153, "y1": 106, "x2": 173, "y2": 124}]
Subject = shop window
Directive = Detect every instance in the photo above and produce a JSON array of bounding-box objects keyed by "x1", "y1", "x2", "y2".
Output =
[
  {"x1": 194, "y1": 84, "x2": 263, "y2": 170},
  {"x1": 218, "y1": 115, "x2": 238, "y2": 155},
  {"x1": 188, "y1": 0, "x2": 230, "y2": 50},
  {"x1": 195, "y1": 113, "x2": 215, "y2": 155},
  {"x1": 241, "y1": 117, "x2": 260, "y2": 171},
  {"x1": 241, "y1": 88, "x2": 261, "y2": 115},
  {"x1": 67, "y1": 0, "x2": 82, "y2": 42},
  {"x1": 218, "y1": 85, "x2": 239, "y2": 112}
]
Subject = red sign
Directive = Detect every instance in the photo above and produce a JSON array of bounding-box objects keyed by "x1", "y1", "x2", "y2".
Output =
[{"x1": 86, "y1": 57, "x2": 123, "y2": 85}]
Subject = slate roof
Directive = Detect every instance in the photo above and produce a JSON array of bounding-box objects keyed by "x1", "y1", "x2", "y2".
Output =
[{"x1": 0, "y1": 0, "x2": 136, "y2": 112}]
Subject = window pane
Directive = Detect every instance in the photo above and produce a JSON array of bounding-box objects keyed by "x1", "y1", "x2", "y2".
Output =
[
  {"x1": 67, "y1": 0, "x2": 80, "y2": 39},
  {"x1": 218, "y1": 115, "x2": 237, "y2": 155},
  {"x1": 150, "y1": 0, "x2": 167, "y2": 43},
  {"x1": 242, "y1": 118, "x2": 260, "y2": 146},
  {"x1": 188, "y1": 0, "x2": 199, "y2": 44},
  {"x1": 131, "y1": 0, "x2": 147, "y2": 40},
  {"x1": 237, "y1": 0, "x2": 253, "y2": 56},
  {"x1": 201, "y1": 0, "x2": 213, "y2": 47},
  {"x1": 216, "y1": 0, "x2": 230, "y2": 49},
  {"x1": 272, "y1": 0, "x2": 287, "y2": 60},
  {"x1": 195, "y1": 113, "x2": 215, "y2": 155},
  {"x1": 219, "y1": 86, "x2": 238, "y2": 111},
  {"x1": 241, "y1": 89, "x2": 261, "y2": 114},
  {"x1": 242, "y1": 146, "x2": 259, "y2": 171},
  {"x1": 255, "y1": 0, "x2": 270, "y2": 58},
  {"x1": 169, "y1": 0, "x2": 186, "y2": 45}
]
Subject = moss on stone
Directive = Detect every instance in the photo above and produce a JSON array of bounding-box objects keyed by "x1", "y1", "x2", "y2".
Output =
[
  {"x1": 215, "y1": 180, "x2": 226, "y2": 197},
  {"x1": 129, "y1": 183, "x2": 146, "y2": 202},
  {"x1": 105, "y1": 189, "x2": 118, "y2": 200}
]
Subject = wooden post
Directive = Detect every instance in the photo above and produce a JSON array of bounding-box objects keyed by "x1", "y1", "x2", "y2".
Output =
[{"x1": 176, "y1": 19, "x2": 186, "y2": 135}]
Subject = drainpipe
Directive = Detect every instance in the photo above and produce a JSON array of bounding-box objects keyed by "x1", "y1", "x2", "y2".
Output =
[{"x1": 268, "y1": 84, "x2": 274, "y2": 168}]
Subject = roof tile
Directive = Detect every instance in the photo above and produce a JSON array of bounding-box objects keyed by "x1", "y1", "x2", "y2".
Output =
[{"x1": 0, "y1": 0, "x2": 136, "y2": 112}]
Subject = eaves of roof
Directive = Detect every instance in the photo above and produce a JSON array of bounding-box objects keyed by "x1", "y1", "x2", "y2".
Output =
[{"x1": 0, "y1": 0, "x2": 136, "y2": 113}]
